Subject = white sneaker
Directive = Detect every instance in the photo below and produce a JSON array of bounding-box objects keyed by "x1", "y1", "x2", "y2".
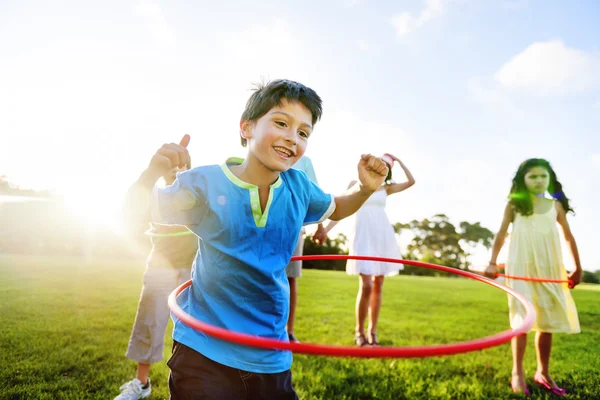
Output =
[{"x1": 114, "y1": 378, "x2": 151, "y2": 400}]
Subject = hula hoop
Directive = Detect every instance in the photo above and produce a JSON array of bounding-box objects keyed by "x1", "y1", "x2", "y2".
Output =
[
  {"x1": 168, "y1": 255, "x2": 535, "y2": 358},
  {"x1": 499, "y1": 274, "x2": 571, "y2": 284},
  {"x1": 144, "y1": 230, "x2": 195, "y2": 237},
  {"x1": 469, "y1": 265, "x2": 572, "y2": 285}
]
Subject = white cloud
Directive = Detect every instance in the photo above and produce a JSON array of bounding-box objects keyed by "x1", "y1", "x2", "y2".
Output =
[
  {"x1": 357, "y1": 39, "x2": 369, "y2": 51},
  {"x1": 134, "y1": 1, "x2": 175, "y2": 46},
  {"x1": 467, "y1": 77, "x2": 523, "y2": 117},
  {"x1": 390, "y1": 0, "x2": 445, "y2": 38},
  {"x1": 494, "y1": 40, "x2": 600, "y2": 95}
]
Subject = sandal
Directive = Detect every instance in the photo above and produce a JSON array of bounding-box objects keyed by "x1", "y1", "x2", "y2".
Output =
[
  {"x1": 534, "y1": 374, "x2": 567, "y2": 396},
  {"x1": 354, "y1": 333, "x2": 369, "y2": 347},
  {"x1": 368, "y1": 332, "x2": 381, "y2": 346}
]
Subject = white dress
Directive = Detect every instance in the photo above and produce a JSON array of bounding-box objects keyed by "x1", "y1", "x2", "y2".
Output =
[{"x1": 346, "y1": 188, "x2": 403, "y2": 276}]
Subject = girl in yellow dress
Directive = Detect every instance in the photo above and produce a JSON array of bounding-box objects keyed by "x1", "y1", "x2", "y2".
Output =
[{"x1": 485, "y1": 158, "x2": 582, "y2": 396}]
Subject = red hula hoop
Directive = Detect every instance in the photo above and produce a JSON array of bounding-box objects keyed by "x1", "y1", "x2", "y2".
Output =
[
  {"x1": 168, "y1": 255, "x2": 536, "y2": 358},
  {"x1": 478, "y1": 264, "x2": 572, "y2": 285},
  {"x1": 499, "y1": 274, "x2": 571, "y2": 284}
]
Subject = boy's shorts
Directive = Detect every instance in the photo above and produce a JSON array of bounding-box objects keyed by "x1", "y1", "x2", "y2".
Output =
[
  {"x1": 125, "y1": 267, "x2": 190, "y2": 364},
  {"x1": 285, "y1": 231, "x2": 304, "y2": 279},
  {"x1": 167, "y1": 341, "x2": 298, "y2": 399}
]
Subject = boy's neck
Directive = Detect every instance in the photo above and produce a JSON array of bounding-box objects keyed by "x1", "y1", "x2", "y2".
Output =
[{"x1": 230, "y1": 157, "x2": 280, "y2": 188}]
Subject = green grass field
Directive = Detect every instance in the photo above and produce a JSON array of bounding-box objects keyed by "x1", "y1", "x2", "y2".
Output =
[{"x1": 1, "y1": 255, "x2": 599, "y2": 399}]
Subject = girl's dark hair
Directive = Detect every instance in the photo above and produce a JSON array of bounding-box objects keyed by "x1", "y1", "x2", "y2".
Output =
[
  {"x1": 384, "y1": 162, "x2": 393, "y2": 185},
  {"x1": 508, "y1": 158, "x2": 573, "y2": 216},
  {"x1": 240, "y1": 79, "x2": 323, "y2": 147}
]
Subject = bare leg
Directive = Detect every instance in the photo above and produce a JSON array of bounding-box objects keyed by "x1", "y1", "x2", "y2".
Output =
[
  {"x1": 355, "y1": 274, "x2": 373, "y2": 336},
  {"x1": 368, "y1": 276, "x2": 384, "y2": 341},
  {"x1": 136, "y1": 363, "x2": 151, "y2": 385},
  {"x1": 287, "y1": 277, "x2": 297, "y2": 335},
  {"x1": 535, "y1": 332, "x2": 559, "y2": 388},
  {"x1": 511, "y1": 333, "x2": 528, "y2": 393}
]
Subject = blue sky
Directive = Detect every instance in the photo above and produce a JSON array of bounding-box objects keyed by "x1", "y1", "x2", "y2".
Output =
[{"x1": 1, "y1": 0, "x2": 598, "y2": 268}]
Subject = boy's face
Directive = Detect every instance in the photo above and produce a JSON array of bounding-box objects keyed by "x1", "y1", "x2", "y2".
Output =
[{"x1": 241, "y1": 99, "x2": 313, "y2": 172}]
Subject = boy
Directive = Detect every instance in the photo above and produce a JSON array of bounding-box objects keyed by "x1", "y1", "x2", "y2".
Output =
[{"x1": 126, "y1": 79, "x2": 388, "y2": 399}]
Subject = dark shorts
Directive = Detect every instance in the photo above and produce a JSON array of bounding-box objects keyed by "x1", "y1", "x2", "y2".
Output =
[{"x1": 167, "y1": 341, "x2": 298, "y2": 400}]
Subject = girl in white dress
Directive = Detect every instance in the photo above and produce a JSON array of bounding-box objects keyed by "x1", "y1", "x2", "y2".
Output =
[{"x1": 323, "y1": 154, "x2": 415, "y2": 346}]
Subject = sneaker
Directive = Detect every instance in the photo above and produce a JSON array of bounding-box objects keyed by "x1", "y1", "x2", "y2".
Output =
[{"x1": 114, "y1": 378, "x2": 151, "y2": 400}]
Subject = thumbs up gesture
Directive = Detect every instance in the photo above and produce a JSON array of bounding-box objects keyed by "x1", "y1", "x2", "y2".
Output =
[{"x1": 148, "y1": 134, "x2": 191, "y2": 178}]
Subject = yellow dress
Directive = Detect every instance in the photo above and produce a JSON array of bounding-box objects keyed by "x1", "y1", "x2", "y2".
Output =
[{"x1": 506, "y1": 201, "x2": 580, "y2": 333}]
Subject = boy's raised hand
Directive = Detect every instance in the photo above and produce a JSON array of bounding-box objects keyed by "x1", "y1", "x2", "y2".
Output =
[
  {"x1": 148, "y1": 134, "x2": 191, "y2": 178},
  {"x1": 357, "y1": 154, "x2": 388, "y2": 192}
]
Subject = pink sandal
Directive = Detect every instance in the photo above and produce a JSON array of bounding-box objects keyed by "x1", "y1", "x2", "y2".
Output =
[{"x1": 534, "y1": 375, "x2": 567, "y2": 396}]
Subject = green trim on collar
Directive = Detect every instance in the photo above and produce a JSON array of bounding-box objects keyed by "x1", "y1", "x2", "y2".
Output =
[
  {"x1": 220, "y1": 162, "x2": 254, "y2": 189},
  {"x1": 219, "y1": 160, "x2": 283, "y2": 227},
  {"x1": 226, "y1": 156, "x2": 245, "y2": 166}
]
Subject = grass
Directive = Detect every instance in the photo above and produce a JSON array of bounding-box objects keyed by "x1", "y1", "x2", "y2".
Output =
[{"x1": 0, "y1": 255, "x2": 599, "y2": 399}]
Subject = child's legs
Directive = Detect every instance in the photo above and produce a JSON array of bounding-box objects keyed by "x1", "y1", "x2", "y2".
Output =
[
  {"x1": 368, "y1": 276, "x2": 385, "y2": 334},
  {"x1": 136, "y1": 363, "x2": 150, "y2": 385},
  {"x1": 511, "y1": 333, "x2": 528, "y2": 375},
  {"x1": 126, "y1": 268, "x2": 189, "y2": 373},
  {"x1": 355, "y1": 274, "x2": 373, "y2": 334},
  {"x1": 167, "y1": 341, "x2": 248, "y2": 400},
  {"x1": 510, "y1": 333, "x2": 528, "y2": 391},
  {"x1": 535, "y1": 331, "x2": 553, "y2": 376}
]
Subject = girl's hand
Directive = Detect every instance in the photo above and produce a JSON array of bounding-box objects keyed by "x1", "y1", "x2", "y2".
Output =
[
  {"x1": 484, "y1": 264, "x2": 499, "y2": 279},
  {"x1": 357, "y1": 154, "x2": 388, "y2": 193},
  {"x1": 383, "y1": 153, "x2": 398, "y2": 162},
  {"x1": 568, "y1": 269, "x2": 582, "y2": 288}
]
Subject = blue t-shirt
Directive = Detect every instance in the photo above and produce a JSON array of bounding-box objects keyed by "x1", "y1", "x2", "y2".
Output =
[{"x1": 152, "y1": 159, "x2": 336, "y2": 373}]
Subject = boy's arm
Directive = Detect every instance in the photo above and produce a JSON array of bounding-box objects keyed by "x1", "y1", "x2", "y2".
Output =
[
  {"x1": 124, "y1": 135, "x2": 191, "y2": 226},
  {"x1": 328, "y1": 155, "x2": 388, "y2": 221}
]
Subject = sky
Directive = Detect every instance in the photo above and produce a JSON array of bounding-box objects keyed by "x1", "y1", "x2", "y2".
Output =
[{"x1": 0, "y1": 0, "x2": 598, "y2": 269}]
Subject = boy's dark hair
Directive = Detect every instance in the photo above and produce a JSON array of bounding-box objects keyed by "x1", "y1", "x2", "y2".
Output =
[
  {"x1": 508, "y1": 158, "x2": 574, "y2": 216},
  {"x1": 240, "y1": 79, "x2": 323, "y2": 147}
]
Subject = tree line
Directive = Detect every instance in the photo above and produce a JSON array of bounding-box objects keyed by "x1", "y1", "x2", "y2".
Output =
[{"x1": 0, "y1": 189, "x2": 598, "y2": 283}]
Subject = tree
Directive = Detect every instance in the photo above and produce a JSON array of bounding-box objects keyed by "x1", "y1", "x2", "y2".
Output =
[
  {"x1": 395, "y1": 214, "x2": 494, "y2": 273},
  {"x1": 582, "y1": 270, "x2": 599, "y2": 284},
  {"x1": 302, "y1": 233, "x2": 349, "y2": 271}
]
